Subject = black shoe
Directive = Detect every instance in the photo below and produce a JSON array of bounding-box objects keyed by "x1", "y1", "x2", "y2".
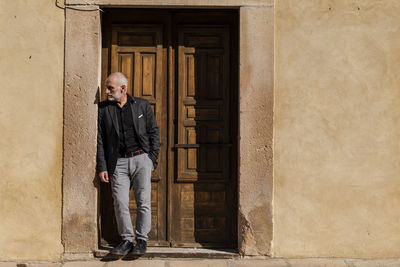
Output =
[
  {"x1": 111, "y1": 240, "x2": 133, "y2": 256},
  {"x1": 131, "y1": 239, "x2": 147, "y2": 255}
]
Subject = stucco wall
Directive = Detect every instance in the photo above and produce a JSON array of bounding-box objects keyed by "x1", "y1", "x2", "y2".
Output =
[
  {"x1": 274, "y1": 0, "x2": 400, "y2": 258},
  {"x1": 0, "y1": 0, "x2": 64, "y2": 261},
  {"x1": 2, "y1": 0, "x2": 400, "y2": 261},
  {"x1": 239, "y1": 5, "x2": 274, "y2": 255},
  {"x1": 63, "y1": 7, "x2": 100, "y2": 255}
]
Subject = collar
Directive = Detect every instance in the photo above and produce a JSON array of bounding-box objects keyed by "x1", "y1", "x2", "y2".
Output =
[{"x1": 127, "y1": 94, "x2": 136, "y2": 103}]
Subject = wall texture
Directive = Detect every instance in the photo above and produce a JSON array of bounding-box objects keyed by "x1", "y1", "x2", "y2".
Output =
[
  {"x1": 274, "y1": 0, "x2": 400, "y2": 258},
  {"x1": 239, "y1": 5, "x2": 274, "y2": 256},
  {"x1": 0, "y1": 0, "x2": 64, "y2": 261},
  {"x1": 63, "y1": 7, "x2": 100, "y2": 256},
  {"x1": 2, "y1": 0, "x2": 400, "y2": 261}
]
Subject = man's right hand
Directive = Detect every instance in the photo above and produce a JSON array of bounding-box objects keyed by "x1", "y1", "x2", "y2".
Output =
[{"x1": 99, "y1": 171, "x2": 109, "y2": 183}]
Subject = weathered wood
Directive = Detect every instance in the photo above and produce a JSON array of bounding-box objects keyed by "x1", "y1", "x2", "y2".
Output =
[
  {"x1": 174, "y1": 24, "x2": 235, "y2": 246},
  {"x1": 101, "y1": 9, "x2": 238, "y2": 248}
]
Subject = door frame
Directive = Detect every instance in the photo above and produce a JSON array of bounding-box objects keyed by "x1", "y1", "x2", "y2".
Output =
[{"x1": 63, "y1": 1, "x2": 274, "y2": 257}]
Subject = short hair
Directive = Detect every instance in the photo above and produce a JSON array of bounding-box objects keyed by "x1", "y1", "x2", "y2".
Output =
[{"x1": 106, "y1": 72, "x2": 128, "y2": 87}]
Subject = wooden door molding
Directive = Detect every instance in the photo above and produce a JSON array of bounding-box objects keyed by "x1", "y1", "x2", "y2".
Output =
[
  {"x1": 176, "y1": 25, "x2": 231, "y2": 183},
  {"x1": 171, "y1": 24, "x2": 236, "y2": 247}
]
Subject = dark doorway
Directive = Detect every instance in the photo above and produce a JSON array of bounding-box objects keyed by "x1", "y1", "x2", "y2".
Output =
[{"x1": 99, "y1": 8, "x2": 238, "y2": 249}]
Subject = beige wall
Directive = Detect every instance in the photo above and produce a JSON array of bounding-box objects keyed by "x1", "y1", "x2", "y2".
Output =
[
  {"x1": 0, "y1": 0, "x2": 64, "y2": 261},
  {"x1": 274, "y1": 0, "x2": 400, "y2": 258},
  {"x1": 239, "y1": 6, "x2": 274, "y2": 255},
  {"x1": 1, "y1": 0, "x2": 400, "y2": 261}
]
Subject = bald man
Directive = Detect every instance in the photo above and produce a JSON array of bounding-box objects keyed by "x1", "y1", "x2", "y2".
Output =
[{"x1": 97, "y1": 72, "x2": 159, "y2": 256}]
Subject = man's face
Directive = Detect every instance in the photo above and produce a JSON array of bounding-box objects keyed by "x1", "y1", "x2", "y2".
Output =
[{"x1": 105, "y1": 77, "x2": 124, "y2": 101}]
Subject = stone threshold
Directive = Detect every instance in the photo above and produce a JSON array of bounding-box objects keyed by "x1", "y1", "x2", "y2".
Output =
[
  {"x1": 94, "y1": 247, "x2": 239, "y2": 259},
  {"x1": 5, "y1": 258, "x2": 400, "y2": 267}
]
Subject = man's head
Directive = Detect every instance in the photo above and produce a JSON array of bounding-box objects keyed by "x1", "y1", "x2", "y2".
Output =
[{"x1": 105, "y1": 72, "x2": 128, "y2": 102}]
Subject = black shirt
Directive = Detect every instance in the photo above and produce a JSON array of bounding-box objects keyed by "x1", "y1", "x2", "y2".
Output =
[{"x1": 115, "y1": 100, "x2": 142, "y2": 156}]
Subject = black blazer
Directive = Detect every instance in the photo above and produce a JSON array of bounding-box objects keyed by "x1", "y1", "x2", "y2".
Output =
[{"x1": 97, "y1": 94, "x2": 160, "y2": 175}]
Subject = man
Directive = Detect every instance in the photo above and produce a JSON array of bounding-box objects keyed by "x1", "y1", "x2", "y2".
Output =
[{"x1": 97, "y1": 72, "x2": 160, "y2": 256}]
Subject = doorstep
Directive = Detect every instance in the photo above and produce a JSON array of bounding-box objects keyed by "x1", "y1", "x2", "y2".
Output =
[
  {"x1": 3, "y1": 258, "x2": 400, "y2": 266},
  {"x1": 94, "y1": 247, "x2": 239, "y2": 259}
]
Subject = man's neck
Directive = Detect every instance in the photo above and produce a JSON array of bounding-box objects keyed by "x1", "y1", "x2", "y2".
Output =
[{"x1": 117, "y1": 94, "x2": 127, "y2": 107}]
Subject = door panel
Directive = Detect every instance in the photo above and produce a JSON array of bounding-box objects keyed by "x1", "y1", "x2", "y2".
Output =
[{"x1": 172, "y1": 26, "x2": 234, "y2": 246}]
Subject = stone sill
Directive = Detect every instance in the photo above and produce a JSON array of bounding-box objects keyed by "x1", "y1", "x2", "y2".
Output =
[{"x1": 94, "y1": 247, "x2": 239, "y2": 259}]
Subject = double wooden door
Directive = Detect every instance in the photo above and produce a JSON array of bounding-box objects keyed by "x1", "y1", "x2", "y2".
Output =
[{"x1": 100, "y1": 10, "x2": 238, "y2": 248}]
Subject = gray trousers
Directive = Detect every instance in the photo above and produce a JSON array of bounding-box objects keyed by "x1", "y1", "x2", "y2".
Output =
[{"x1": 111, "y1": 153, "x2": 153, "y2": 242}]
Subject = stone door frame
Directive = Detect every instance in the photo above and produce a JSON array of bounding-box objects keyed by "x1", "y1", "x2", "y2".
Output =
[{"x1": 63, "y1": 0, "x2": 274, "y2": 257}]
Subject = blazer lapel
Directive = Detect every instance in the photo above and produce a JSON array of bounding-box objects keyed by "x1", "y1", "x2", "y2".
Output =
[
  {"x1": 129, "y1": 97, "x2": 140, "y2": 136},
  {"x1": 107, "y1": 104, "x2": 120, "y2": 137}
]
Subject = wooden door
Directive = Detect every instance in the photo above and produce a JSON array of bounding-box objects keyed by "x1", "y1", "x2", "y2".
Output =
[
  {"x1": 100, "y1": 10, "x2": 237, "y2": 248},
  {"x1": 171, "y1": 25, "x2": 236, "y2": 247},
  {"x1": 101, "y1": 24, "x2": 168, "y2": 246}
]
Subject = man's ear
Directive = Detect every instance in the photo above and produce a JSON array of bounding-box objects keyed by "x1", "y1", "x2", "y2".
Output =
[{"x1": 121, "y1": 84, "x2": 127, "y2": 91}]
